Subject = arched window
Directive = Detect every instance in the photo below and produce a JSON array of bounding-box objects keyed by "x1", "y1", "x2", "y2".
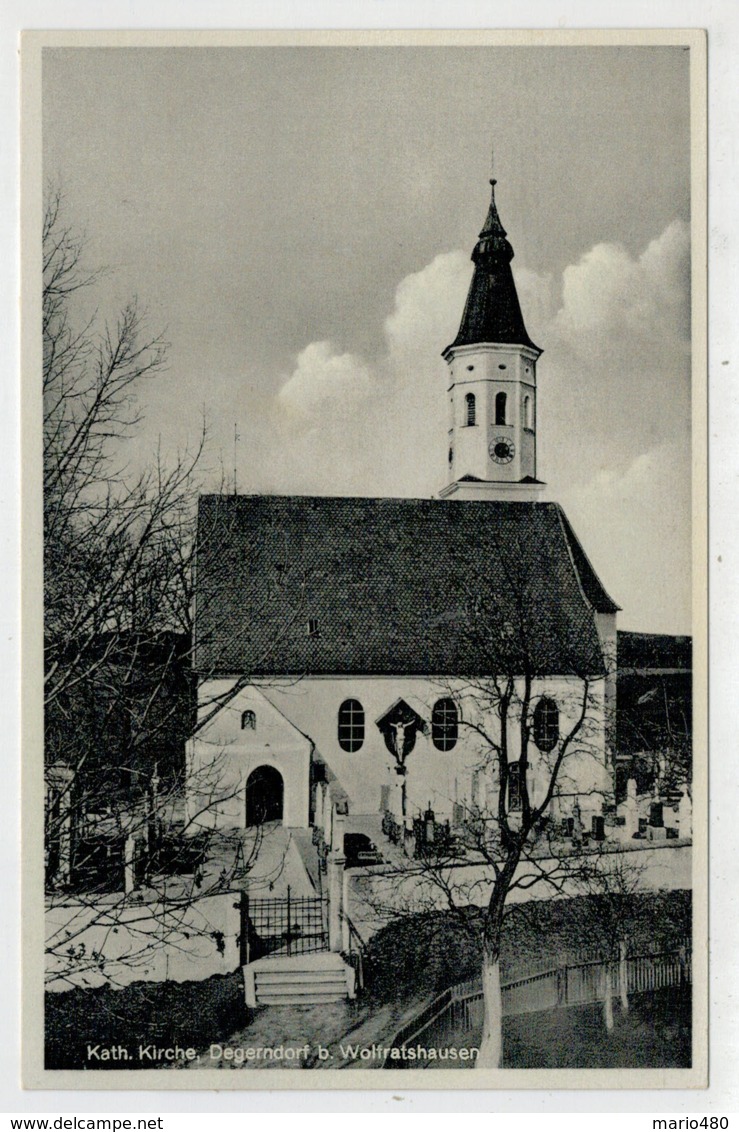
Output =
[
  {"x1": 338, "y1": 699, "x2": 365, "y2": 752},
  {"x1": 241, "y1": 710, "x2": 256, "y2": 731},
  {"x1": 465, "y1": 392, "x2": 476, "y2": 426},
  {"x1": 432, "y1": 697, "x2": 458, "y2": 751},
  {"x1": 495, "y1": 391, "x2": 507, "y2": 425},
  {"x1": 533, "y1": 697, "x2": 559, "y2": 752},
  {"x1": 523, "y1": 395, "x2": 533, "y2": 429}
]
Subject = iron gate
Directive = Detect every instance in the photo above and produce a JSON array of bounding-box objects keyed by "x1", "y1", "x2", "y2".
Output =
[{"x1": 240, "y1": 886, "x2": 328, "y2": 962}]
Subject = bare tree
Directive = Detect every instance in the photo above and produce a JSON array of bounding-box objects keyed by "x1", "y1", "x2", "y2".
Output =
[
  {"x1": 42, "y1": 193, "x2": 278, "y2": 988},
  {"x1": 42, "y1": 192, "x2": 319, "y2": 992},
  {"x1": 353, "y1": 518, "x2": 626, "y2": 1068},
  {"x1": 43, "y1": 188, "x2": 199, "y2": 804},
  {"x1": 617, "y1": 673, "x2": 692, "y2": 800}
]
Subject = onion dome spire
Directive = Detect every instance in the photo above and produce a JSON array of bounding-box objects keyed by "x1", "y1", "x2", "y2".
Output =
[{"x1": 445, "y1": 174, "x2": 539, "y2": 353}]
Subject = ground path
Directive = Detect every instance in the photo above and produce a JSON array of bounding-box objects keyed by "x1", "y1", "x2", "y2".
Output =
[{"x1": 178, "y1": 993, "x2": 427, "y2": 1072}]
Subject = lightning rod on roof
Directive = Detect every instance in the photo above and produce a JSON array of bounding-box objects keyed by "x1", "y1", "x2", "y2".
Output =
[{"x1": 233, "y1": 422, "x2": 240, "y2": 495}]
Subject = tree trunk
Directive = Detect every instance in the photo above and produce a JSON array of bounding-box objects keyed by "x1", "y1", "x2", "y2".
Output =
[
  {"x1": 602, "y1": 963, "x2": 614, "y2": 1031},
  {"x1": 618, "y1": 939, "x2": 629, "y2": 1013},
  {"x1": 476, "y1": 952, "x2": 503, "y2": 1069}
]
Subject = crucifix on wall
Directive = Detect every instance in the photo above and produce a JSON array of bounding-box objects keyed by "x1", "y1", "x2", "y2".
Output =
[{"x1": 375, "y1": 699, "x2": 428, "y2": 820}]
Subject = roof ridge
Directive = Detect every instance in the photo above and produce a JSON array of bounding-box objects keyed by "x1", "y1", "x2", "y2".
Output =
[{"x1": 554, "y1": 504, "x2": 621, "y2": 615}]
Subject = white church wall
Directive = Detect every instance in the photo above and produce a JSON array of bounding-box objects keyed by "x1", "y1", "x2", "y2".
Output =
[
  {"x1": 595, "y1": 610, "x2": 618, "y2": 749},
  {"x1": 454, "y1": 674, "x2": 612, "y2": 825},
  {"x1": 262, "y1": 676, "x2": 464, "y2": 822},
  {"x1": 260, "y1": 673, "x2": 610, "y2": 824},
  {"x1": 186, "y1": 682, "x2": 311, "y2": 830},
  {"x1": 187, "y1": 672, "x2": 610, "y2": 831}
]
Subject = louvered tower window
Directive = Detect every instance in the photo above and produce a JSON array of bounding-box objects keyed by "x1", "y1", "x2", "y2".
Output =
[{"x1": 524, "y1": 395, "x2": 533, "y2": 429}]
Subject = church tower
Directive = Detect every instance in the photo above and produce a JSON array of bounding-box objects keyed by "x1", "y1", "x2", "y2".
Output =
[{"x1": 440, "y1": 173, "x2": 543, "y2": 502}]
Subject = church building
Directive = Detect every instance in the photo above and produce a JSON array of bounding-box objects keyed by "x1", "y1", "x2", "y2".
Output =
[{"x1": 186, "y1": 172, "x2": 619, "y2": 840}]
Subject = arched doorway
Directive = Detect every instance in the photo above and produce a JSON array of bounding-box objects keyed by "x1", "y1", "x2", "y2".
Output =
[{"x1": 245, "y1": 765, "x2": 284, "y2": 826}]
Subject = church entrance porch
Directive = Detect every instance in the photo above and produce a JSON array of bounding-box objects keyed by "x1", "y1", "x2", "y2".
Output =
[{"x1": 246, "y1": 765, "x2": 284, "y2": 826}]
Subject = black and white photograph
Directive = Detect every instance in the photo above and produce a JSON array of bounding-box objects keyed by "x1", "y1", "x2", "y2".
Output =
[{"x1": 22, "y1": 29, "x2": 706, "y2": 1090}]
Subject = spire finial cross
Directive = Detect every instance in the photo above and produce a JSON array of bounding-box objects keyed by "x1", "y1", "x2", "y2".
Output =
[{"x1": 490, "y1": 142, "x2": 497, "y2": 188}]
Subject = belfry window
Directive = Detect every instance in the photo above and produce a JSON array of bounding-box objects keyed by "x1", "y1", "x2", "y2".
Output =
[
  {"x1": 465, "y1": 392, "x2": 476, "y2": 426},
  {"x1": 432, "y1": 697, "x2": 458, "y2": 751},
  {"x1": 533, "y1": 697, "x2": 559, "y2": 752},
  {"x1": 495, "y1": 391, "x2": 507, "y2": 425},
  {"x1": 524, "y1": 395, "x2": 533, "y2": 429},
  {"x1": 241, "y1": 710, "x2": 256, "y2": 731},
  {"x1": 338, "y1": 699, "x2": 365, "y2": 752}
]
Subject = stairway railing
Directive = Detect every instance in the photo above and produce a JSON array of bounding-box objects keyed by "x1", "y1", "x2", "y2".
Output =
[{"x1": 341, "y1": 910, "x2": 367, "y2": 991}]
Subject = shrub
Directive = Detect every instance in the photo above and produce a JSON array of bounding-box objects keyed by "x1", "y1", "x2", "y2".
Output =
[{"x1": 45, "y1": 970, "x2": 246, "y2": 1070}]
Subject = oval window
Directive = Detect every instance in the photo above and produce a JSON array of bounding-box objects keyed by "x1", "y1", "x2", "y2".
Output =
[
  {"x1": 338, "y1": 699, "x2": 365, "y2": 752},
  {"x1": 533, "y1": 697, "x2": 559, "y2": 752},
  {"x1": 432, "y1": 697, "x2": 458, "y2": 751}
]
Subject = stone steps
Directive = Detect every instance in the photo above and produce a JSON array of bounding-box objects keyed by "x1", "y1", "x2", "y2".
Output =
[
  {"x1": 244, "y1": 952, "x2": 356, "y2": 1007},
  {"x1": 256, "y1": 988, "x2": 350, "y2": 1006},
  {"x1": 256, "y1": 970, "x2": 348, "y2": 984}
]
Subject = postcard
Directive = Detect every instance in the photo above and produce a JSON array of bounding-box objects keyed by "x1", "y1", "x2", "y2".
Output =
[{"x1": 21, "y1": 28, "x2": 707, "y2": 1090}]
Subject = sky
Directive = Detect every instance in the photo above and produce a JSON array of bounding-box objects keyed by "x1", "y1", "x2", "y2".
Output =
[{"x1": 42, "y1": 43, "x2": 693, "y2": 634}]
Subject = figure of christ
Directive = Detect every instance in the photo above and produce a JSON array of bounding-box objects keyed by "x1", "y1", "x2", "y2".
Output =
[{"x1": 391, "y1": 720, "x2": 408, "y2": 763}]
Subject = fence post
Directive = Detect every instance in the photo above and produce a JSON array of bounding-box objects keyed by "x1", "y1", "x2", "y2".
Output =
[
  {"x1": 124, "y1": 834, "x2": 137, "y2": 895},
  {"x1": 287, "y1": 885, "x2": 292, "y2": 957},
  {"x1": 558, "y1": 964, "x2": 568, "y2": 1006},
  {"x1": 618, "y1": 939, "x2": 629, "y2": 1013},
  {"x1": 327, "y1": 856, "x2": 343, "y2": 952}
]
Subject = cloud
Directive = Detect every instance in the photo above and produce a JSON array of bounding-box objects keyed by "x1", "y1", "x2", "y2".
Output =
[
  {"x1": 270, "y1": 252, "x2": 474, "y2": 496},
  {"x1": 277, "y1": 340, "x2": 374, "y2": 418},
  {"x1": 564, "y1": 441, "x2": 691, "y2": 633},
  {"x1": 552, "y1": 219, "x2": 690, "y2": 361},
  {"x1": 383, "y1": 250, "x2": 472, "y2": 360}
]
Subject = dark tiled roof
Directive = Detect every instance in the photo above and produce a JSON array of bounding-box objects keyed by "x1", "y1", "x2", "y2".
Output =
[
  {"x1": 446, "y1": 180, "x2": 539, "y2": 353},
  {"x1": 194, "y1": 495, "x2": 618, "y2": 678},
  {"x1": 557, "y1": 510, "x2": 620, "y2": 616}
]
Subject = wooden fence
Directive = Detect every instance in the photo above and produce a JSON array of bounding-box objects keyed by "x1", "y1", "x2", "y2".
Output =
[{"x1": 384, "y1": 942, "x2": 691, "y2": 1067}]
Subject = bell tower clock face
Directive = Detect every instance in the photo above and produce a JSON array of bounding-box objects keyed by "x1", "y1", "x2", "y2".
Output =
[{"x1": 489, "y1": 436, "x2": 516, "y2": 464}]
